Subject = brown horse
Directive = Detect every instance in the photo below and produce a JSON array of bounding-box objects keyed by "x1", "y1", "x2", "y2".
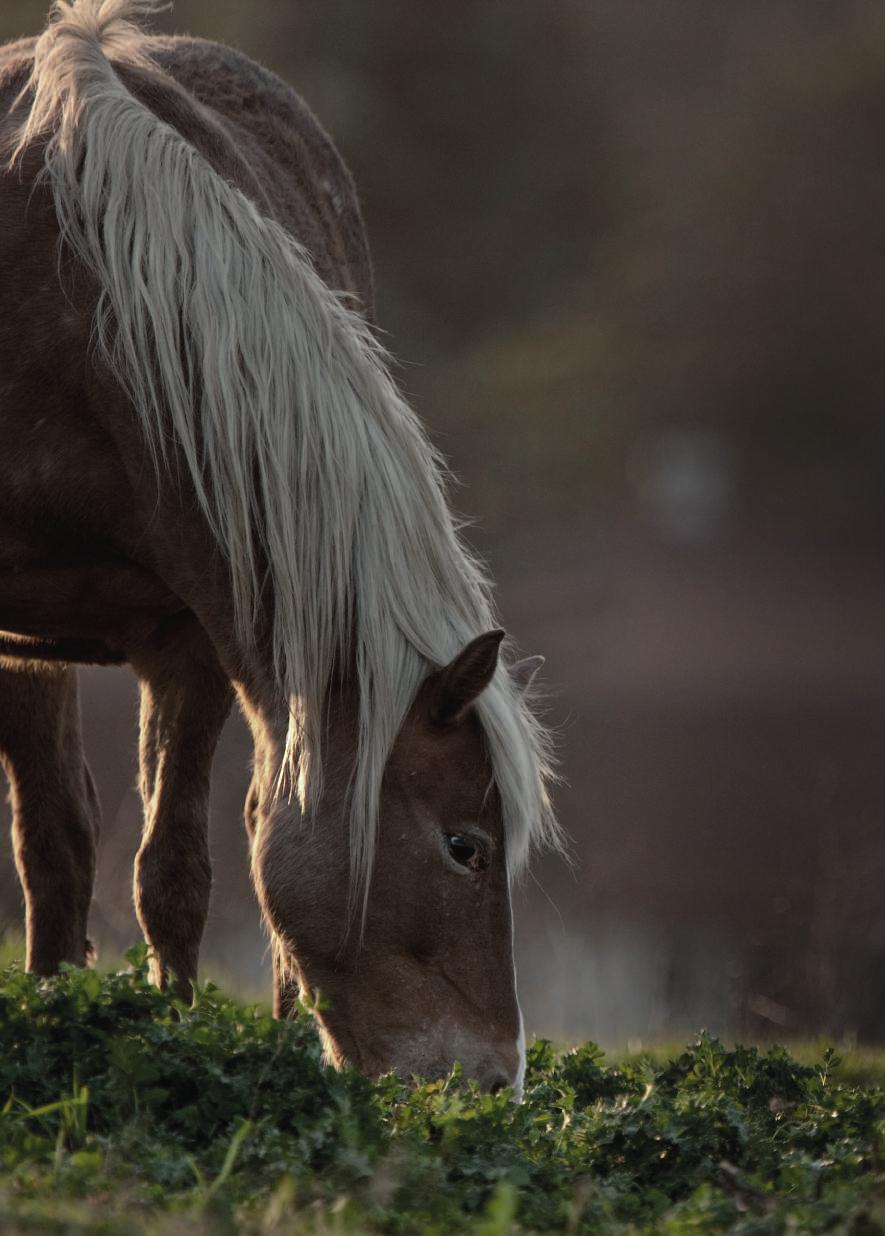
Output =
[{"x1": 0, "y1": 0, "x2": 559, "y2": 1090}]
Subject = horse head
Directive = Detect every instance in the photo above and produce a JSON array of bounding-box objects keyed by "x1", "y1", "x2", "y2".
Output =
[{"x1": 252, "y1": 631, "x2": 525, "y2": 1093}]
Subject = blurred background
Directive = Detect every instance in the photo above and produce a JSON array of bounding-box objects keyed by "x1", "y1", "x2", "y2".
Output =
[{"x1": 2, "y1": 0, "x2": 885, "y2": 1048}]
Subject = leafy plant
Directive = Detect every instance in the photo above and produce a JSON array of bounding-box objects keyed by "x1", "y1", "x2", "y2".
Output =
[{"x1": 0, "y1": 949, "x2": 882, "y2": 1233}]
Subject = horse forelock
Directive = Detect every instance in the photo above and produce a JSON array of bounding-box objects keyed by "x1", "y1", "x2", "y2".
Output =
[{"x1": 12, "y1": 0, "x2": 562, "y2": 897}]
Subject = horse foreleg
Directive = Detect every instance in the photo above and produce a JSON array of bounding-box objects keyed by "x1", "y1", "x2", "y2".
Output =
[
  {"x1": 244, "y1": 774, "x2": 299, "y2": 1019},
  {"x1": 131, "y1": 629, "x2": 233, "y2": 999},
  {"x1": 0, "y1": 663, "x2": 99, "y2": 973}
]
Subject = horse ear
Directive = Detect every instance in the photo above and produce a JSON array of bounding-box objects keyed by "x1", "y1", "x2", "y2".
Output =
[
  {"x1": 510, "y1": 654, "x2": 545, "y2": 694},
  {"x1": 432, "y1": 630, "x2": 506, "y2": 726}
]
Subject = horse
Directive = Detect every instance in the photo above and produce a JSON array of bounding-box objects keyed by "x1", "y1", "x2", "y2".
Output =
[{"x1": 0, "y1": 0, "x2": 559, "y2": 1091}]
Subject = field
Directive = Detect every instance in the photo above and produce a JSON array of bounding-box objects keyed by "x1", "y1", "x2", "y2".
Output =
[{"x1": 0, "y1": 951, "x2": 882, "y2": 1234}]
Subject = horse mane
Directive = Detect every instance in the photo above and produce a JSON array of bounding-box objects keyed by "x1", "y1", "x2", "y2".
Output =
[{"x1": 10, "y1": 0, "x2": 561, "y2": 895}]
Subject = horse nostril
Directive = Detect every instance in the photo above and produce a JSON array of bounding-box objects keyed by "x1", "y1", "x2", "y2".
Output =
[{"x1": 489, "y1": 1074, "x2": 511, "y2": 1095}]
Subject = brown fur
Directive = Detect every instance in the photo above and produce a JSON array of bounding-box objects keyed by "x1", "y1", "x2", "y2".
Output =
[{"x1": 0, "y1": 32, "x2": 522, "y2": 1087}]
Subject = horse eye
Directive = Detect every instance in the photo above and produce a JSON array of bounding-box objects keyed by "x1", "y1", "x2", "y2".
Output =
[{"x1": 446, "y1": 833, "x2": 486, "y2": 872}]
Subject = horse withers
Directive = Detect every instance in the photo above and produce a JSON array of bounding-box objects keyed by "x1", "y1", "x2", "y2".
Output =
[{"x1": 0, "y1": 0, "x2": 559, "y2": 1092}]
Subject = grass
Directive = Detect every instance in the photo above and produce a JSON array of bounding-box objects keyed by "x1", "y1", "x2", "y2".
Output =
[{"x1": 0, "y1": 947, "x2": 882, "y2": 1234}]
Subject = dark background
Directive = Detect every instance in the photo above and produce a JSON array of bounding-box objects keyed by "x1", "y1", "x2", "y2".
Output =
[{"x1": 2, "y1": 0, "x2": 884, "y2": 1046}]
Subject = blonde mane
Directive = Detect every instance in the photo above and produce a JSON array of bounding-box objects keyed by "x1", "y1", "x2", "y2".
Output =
[{"x1": 11, "y1": 0, "x2": 560, "y2": 893}]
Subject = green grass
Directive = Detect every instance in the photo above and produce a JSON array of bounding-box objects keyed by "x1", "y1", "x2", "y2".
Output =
[{"x1": 0, "y1": 949, "x2": 882, "y2": 1234}]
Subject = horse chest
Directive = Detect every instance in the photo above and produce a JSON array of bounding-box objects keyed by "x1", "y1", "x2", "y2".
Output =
[
  {"x1": 0, "y1": 552, "x2": 186, "y2": 664},
  {"x1": 0, "y1": 449, "x2": 185, "y2": 662}
]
